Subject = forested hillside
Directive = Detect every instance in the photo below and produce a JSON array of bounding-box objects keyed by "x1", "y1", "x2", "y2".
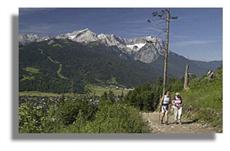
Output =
[{"x1": 19, "y1": 39, "x2": 159, "y2": 93}]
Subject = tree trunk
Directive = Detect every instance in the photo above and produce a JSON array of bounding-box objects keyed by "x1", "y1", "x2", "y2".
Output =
[{"x1": 184, "y1": 64, "x2": 189, "y2": 90}]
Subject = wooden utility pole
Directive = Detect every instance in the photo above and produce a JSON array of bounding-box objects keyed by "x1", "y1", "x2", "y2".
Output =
[
  {"x1": 148, "y1": 9, "x2": 177, "y2": 95},
  {"x1": 184, "y1": 64, "x2": 189, "y2": 90},
  {"x1": 162, "y1": 9, "x2": 170, "y2": 95}
]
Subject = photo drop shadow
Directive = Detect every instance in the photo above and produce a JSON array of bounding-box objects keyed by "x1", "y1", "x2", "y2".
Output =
[{"x1": 11, "y1": 14, "x2": 216, "y2": 141}]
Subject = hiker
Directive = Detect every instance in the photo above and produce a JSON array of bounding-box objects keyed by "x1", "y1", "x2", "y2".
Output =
[
  {"x1": 172, "y1": 92, "x2": 183, "y2": 124},
  {"x1": 160, "y1": 91, "x2": 171, "y2": 124}
]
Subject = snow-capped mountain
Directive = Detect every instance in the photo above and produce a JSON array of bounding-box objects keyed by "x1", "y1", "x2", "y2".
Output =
[
  {"x1": 56, "y1": 28, "x2": 127, "y2": 49},
  {"x1": 133, "y1": 43, "x2": 160, "y2": 63},
  {"x1": 125, "y1": 36, "x2": 161, "y2": 63},
  {"x1": 19, "y1": 34, "x2": 50, "y2": 45},
  {"x1": 54, "y1": 28, "x2": 159, "y2": 52},
  {"x1": 56, "y1": 28, "x2": 98, "y2": 43},
  {"x1": 19, "y1": 28, "x2": 162, "y2": 63},
  {"x1": 98, "y1": 33, "x2": 126, "y2": 48}
]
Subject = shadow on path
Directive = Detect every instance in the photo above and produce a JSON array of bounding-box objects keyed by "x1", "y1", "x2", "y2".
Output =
[{"x1": 182, "y1": 119, "x2": 199, "y2": 125}]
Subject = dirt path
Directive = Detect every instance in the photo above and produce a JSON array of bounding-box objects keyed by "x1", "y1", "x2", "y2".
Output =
[{"x1": 142, "y1": 112, "x2": 216, "y2": 134}]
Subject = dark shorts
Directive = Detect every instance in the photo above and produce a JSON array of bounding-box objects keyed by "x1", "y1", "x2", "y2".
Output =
[{"x1": 162, "y1": 104, "x2": 169, "y2": 112}]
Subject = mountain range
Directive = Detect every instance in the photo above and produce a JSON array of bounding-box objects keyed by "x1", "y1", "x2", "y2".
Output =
[
  {"x1": 19, "y1": 28, "x2": 222, "y2": 93},
  {"x1": 19, "y1": 28, "x2": 162, "y2": 63}
]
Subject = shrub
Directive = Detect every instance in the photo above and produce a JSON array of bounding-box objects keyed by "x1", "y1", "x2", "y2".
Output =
[
  {"x1": 125, "y1": 82, "x2": 162, "y2": 111},
  {"x1": 53, "y1": 96, "x2": 98, "y2": 126},
  {"x1": 19, "y1": 95, "x2": 149, "y2": 133},
  {"x1": 19, "y1": 101, "x2": 46, "y2": 133},
  {"x1": 19, "y1": 95, "x2": 98, "y2": 133},
  {"x1": 80, "y1": 101, "x2": 150, "y2": 133}
]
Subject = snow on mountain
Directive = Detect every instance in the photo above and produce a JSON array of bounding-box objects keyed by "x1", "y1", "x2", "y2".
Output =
[
  {"x1": 56, "y1": 29, "x2": 131, "y2": 52},
  {"x1": 126, "y1": 43, "x2": 146, "y2": 52},
  {"x1": 19, "y1": 34, "x2": 50, "y2": 45},
  {"x1": 56, "y1": 28, "x2": 98, "y2": 43},
  {"x1": 126, "y1": 36, "x2": 156, "y2": 44},
  {"x1": 98, "y1": 33, "x2": 125, "y2": 47}
]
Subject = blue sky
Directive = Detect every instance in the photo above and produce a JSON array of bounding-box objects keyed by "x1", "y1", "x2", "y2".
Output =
[{"x1": 19, "y1": 8, "x2": 222, "y2": 61}]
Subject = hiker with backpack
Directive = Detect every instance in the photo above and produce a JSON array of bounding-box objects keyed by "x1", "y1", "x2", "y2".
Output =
[
  {"x1": 172, "y1": 92, "x2": 183, "y2": 124},
  {"x1": 160, "y1": 91, "x2": 171, "y2": 125}
]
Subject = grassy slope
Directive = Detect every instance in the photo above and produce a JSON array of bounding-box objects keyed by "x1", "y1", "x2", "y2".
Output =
[
  {"x1": 181, "y1": 68, "x2": 222, "y2": 131},
  {"x1": 21, "y1": 67, "x2": 40, "y2": 81}
]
